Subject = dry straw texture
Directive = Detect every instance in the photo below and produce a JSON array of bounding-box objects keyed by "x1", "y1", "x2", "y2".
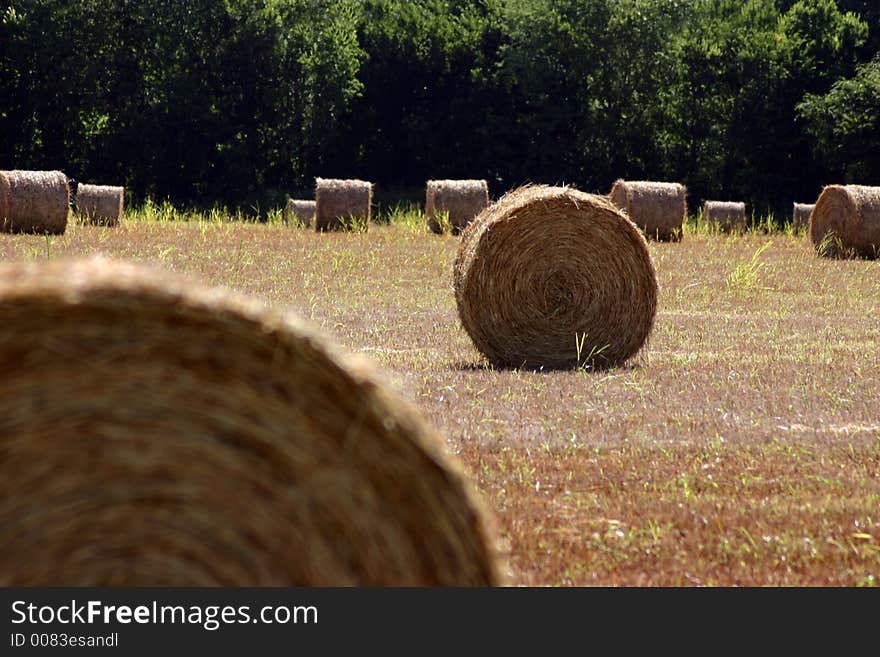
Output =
[
  {"x1": 285, "y1": 199, "x2": 316, "y2": 228},
  {"x1": 810, "y1": 184, "x2": 880, "y2": 259},
  {"x1": 703, "y1": 200, "x2": 747, "y2": 233},
  {"x1": 0, "y1": 257, "x2": 502, "y2": 586},
  {"x1": 454, "y1": 185, "x2": 658, "y2": 370},
  {"x1": 0, "y1": 170, "x2": 68, "y2": 234},
  {"x1": 609, "y1": 179, "x2": 686, "y2": 242},
  {"x1": 426, "y1": 179, "x2": 489, "y2": 235},
  {"x1": 76, "y1": 183, "x2": 124, "y2": 226},
  {"x1": 314, "y1": 178, "x2": 373, "y2": 232},
  {"x1": 792, "y1": 203, "x2": 814, "y2": 230}
]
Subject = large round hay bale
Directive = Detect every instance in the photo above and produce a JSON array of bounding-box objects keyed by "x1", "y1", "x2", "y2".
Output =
[
  {"x1": 810, "y1": 185, "x2": 880, "y2": 259},
  {"x1": 703, "y1": 200, "x2": 747, "y2": 233},
  {"x1": 0, "y1": 170, "x2": 69, "y2": 234},
  {"x1": 792, "y1": 203, "x2": 814, "y2": 231},
  {"x1": 76, "y1": 183, "x2": 124, "y2": 226},
  {"x1": 426, "y1": 179, "x2": 489, "y2": 235},
  {"x1": 0, "y1": 257, "x2": 502, "y2": 586},
  {"x1": 454, "y1": 185, "x2": 658, "y2": 370},
  {"x1": 285, "y1": 199, "x2": 316, "y2": 228},
  {"x1": 608, "y1": 179, "x2": 686, "y2": 242},
  {"x1": 314, "y1": 178, "x2": 373, "y2": 232}
]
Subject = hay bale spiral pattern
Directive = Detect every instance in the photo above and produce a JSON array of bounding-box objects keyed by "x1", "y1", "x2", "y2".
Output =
[
  {"x1": 810, "y1": 185, "x2": 880, "y2": 259},
  {"x1": 609, "y1": 179, "x2": 686, "y2": 242},
  {"x1": 0, "y1": 170, "x2": 69, "y2": 234},
  {"x1": 454, "y1": 185, "x2": 658, "y2": 370},
  {"x1": 426, "y1": 179, "x2": 489, "y2": 235},
  {"x1": 0, "y1": 258, "x2": 501, "y2": 586}
]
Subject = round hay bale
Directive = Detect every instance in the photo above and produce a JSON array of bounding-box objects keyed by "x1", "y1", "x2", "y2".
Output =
[
  {"x1": 454, "y1": 185, "x2": 658, "y2": 370},
  {"x1": 810, "y1": 185, "x2": 880, "y2": 259},
  {"x1": 792, "y1": 203, "x2": 814, "y2": 230},
  {"x1": 76, "y1": 183, "x2": 124, "y2": 227},
  {"x1": 314, "y1": 178, "x2": 373, "y2": 232},
  {"x1": 0, "y1": 257, "x2": 502, "y2": 586},
  {"x1": 703, "y1": 200, "x2": 747, "y2": 234},
  {"x1": 0, "y1": 170, "x2": 69, "y2": 235},
  {"x1": 285, "y1": 199, "x2": 316, "y2": 228},
  {"x1": 608, "y1": 179, "x2": 686, "y2": 242},
  {"x1": 426, "y1": 179, "x2": 489, "y2": 235}
]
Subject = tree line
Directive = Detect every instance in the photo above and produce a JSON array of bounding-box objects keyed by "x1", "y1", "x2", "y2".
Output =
[{"x1": 1, "y1": 0, "x2": 878, "y2": 221}]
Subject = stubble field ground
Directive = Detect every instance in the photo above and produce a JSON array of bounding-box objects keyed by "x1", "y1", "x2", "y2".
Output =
[{"x1": 4, "y1": 206, "x2": 878, "y2": 586}]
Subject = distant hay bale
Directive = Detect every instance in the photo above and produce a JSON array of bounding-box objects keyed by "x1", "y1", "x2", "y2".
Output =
[
  {"x1": 0, "y1": 170, "x2": 69, "y2": 234},
  {"x1": 285, "y1": 199, "x2": 316, "y2": 228},
  {"x1": 792, "y1": 203, "x2": 814, "y2": 231},
  {"x1": 0, "y1": 257, "x2": 502, "y2": 586},
  {"x1": 810, "y1": 185, "x2": 880, "y2": 259},
  {"x1": 703, "y1": 200, "x2": 747, "y2": 233},
  {"x1": 314, "y1": 178, "x2": 373, "y2": 232},
  {"x1": 608, "y1": 179, "x2": 686, "y2": 241},
  {"x1": 76, "y1": 183, "x2": 124, "y2": 226},
  {"x1": 425, "y1": 179, "x2": 489, "y2": 235},
  {"x1": 454, "y1": 185, "x2": 658, "y2": 370}
]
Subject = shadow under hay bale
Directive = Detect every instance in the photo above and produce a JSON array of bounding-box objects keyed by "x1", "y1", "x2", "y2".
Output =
[
  {"x1": 0, "y1": 170, "x2": 69, "y2": 235},
  {"x1": 76, "y1": 183, "x2": 124, "y2": 227},
  {"x1": 609, "y1": 179, "x2": 686, "y2": 242},
  {"x1": 454, "y1": 185, "x2": 658, "y2": 371},
  {"x1": 285, "y1": 199, "x2": 316, "y2": 228},
  {"x1": 810, "y1": 185, "x2": 880, "y2": 259},
  {"x1": 425, "y1": 179, "x2": 489, "y2": 235},
  {"x1": 315, "y1": 178, "x2": 373, "y2": 232},
  {"x1": 792, "y1": 203, "x2": 814, "y2": 231},
  {"x1": 703, "y1": 200, "x2": 748, "y2": 234},
  {"x1": 0, "y1": 257, "x2": 502, "y2": 586}
]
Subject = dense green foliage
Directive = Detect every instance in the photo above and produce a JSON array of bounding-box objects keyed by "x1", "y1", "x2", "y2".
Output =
[{"x1": 1, "y1": 0, "x2": 877, "y2": 219}]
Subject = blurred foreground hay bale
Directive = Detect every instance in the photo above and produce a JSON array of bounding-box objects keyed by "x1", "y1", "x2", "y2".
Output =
[
  {"x1": 285, "y1": 199, "x2": 316, "y2": 228},
  {"x1": 0, "y1": 170, "x2": 69, "y2": 234},
  {"x1": 76, "y1": 183, "x2": 124, "y2": 227},
  {"x1": 425, "y1": 179, "x2": 489, "y2": 235},
  {"x1": 703, "y1": 200, "x2": 747, "y2": 234},
  {"x1": 315, "y1": 178, "x2": 373, "y2": 232},
  {"x1": 0, "y1": 257, "x2": 503, "y2": 586},
  {"x1": 810, "y1": 185, "x2": 880, "y2": 259},
  {"x1": 454, "y1": 185, "x2": 658, "y2": 370},
  {"x1": 609, "y1": 179, "x2": 686, "y2": 242}
]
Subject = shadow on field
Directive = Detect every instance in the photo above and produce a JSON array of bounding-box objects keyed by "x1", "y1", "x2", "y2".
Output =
[{"x1": 447, "y1": 360, "x2": 642, "y2": 374}]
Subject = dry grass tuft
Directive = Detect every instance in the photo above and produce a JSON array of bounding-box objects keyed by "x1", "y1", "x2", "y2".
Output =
[
  {"x1": 0, "y1": 257, "x2": 503, "y2": 586},
  {"x1": 454, "y1": 185, "x2": 658, "y2": 370},
  {"x1": 0, "y1": 170, "x2": 69, "y2": 234}
]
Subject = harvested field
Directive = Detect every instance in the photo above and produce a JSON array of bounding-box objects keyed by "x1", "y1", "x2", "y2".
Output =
[{"x1": 1, "y1": 211, "x2": 878, "y2": 586}]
